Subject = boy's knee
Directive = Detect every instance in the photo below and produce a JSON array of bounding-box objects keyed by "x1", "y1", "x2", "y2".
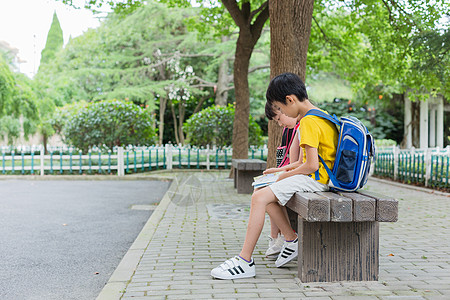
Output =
[
  {"x1": 251, "y1": 190, "x2": 264, "y2": 205},
  {"x1": 251, "y1": 188, "x2": 272, "y2": 206}
]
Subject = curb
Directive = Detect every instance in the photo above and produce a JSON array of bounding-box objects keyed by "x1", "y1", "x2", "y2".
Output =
[
  {"x1": 95, "y1": 176, "x2": 179, "y2": 300},
  {"x1": 0, "y1": 174, "x2": 171, "y2": 181},
  {"x1": 369, "y1": 176, "x2": 450, "y2": 197}
]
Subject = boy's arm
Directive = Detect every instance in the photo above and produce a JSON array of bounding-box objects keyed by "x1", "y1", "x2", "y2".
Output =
[
  {"x1": 265, "y1": 131, "x2": 303, "y2": 175},
  {"x1": 263, "y1": 159, "x2": 302, "y2": 174},
  {"x1": 277, "y1": 145, "x2": 319, "y2": 181}
]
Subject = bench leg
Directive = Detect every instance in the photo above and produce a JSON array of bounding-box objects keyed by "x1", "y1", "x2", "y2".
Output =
[
  {"x1": 297, "y1": 218, "x2": 379, "y2": 282},
  {"x1": 236, "y1": 170, "x2": 261, "y2": 194}
]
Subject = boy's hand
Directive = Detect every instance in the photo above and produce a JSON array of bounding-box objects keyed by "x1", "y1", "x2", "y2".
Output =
[
  {"x1": 276, "y1": 171, "x2": 289, "y2": 182},
  {"x1": 263, "y1": 168, "x2": 278, "y2": 174}
]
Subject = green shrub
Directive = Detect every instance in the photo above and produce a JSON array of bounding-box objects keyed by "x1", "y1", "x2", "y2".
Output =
[
  {"x1": 318, "y1": 99, "x2": 403, "y2": 143},
  {"x1": 59, "y1": 99, "x2": 156, "y2": 152},
  {"x1": 184, "y1": 104, "x2": 263, "y2": 147}
]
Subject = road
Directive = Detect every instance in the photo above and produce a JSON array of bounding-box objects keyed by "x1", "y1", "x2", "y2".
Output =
[{"x1": 0, "y1": 179, "x2": 170, "y2": 300}]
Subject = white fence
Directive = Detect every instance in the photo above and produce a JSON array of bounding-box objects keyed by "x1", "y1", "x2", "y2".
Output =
[
  {"x1": 374, "y1": 146, "x2": 450, "y2": 187},
  {"x1": 0, "y1": 145, "x2": 268, "y2": 176}
]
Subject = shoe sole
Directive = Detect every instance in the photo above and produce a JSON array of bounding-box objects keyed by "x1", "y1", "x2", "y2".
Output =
[
  {"x1": 275, "y1": 252, "x2": 298, "y2": 267},
  {"x1": 211, "y1": 271, "x2": 256, "y2": 280}
]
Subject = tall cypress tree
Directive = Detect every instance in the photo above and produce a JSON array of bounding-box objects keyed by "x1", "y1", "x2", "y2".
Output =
[
  {"x1": 39, "y1": 12, "x2": 63, "y2": 68},
  {"x1": 35, "y1": 11, "x2": 63, "y2": 152}
]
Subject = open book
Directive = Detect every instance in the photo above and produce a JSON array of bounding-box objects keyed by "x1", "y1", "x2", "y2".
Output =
[{"x1": 252, "y1": 171, "x2": 285, "y2": 189}]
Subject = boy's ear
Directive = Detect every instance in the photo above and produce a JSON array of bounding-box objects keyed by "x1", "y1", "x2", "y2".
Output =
[{"x1": 286, "y1": 95, "x2": 295, "y2": 103}]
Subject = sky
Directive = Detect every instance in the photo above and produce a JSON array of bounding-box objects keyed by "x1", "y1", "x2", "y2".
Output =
[{"x1": 0, "y1": 0, "x2": 105, "y2": 77}]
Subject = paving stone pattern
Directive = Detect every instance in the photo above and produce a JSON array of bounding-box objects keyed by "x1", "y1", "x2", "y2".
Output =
[{"x1": 119, "y1": 171, "x2": 450, "y2": 299}]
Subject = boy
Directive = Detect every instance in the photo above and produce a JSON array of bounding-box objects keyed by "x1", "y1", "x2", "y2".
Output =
[
  {"x1": 211, "y1": 72, "x2": 338, "y2": 280},
  {"x1": 263, "y1": 102, "x2": 300, "y2": 259}
]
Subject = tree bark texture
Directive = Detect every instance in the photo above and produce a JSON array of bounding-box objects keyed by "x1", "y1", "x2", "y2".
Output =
[
  {"x1": 411, "y1": 100, "x2": 420, "y2": 148},
  {"x1": 215, "y1": 36, "x2": 231, "y2": 107},
  {"x1": 178, "y1": 99, "x2": 185, "y2": 144},
  {"x1": 170, "y1": 101, "x2": 179, "y2": 145},
  {"x1": 232, "y1": 32, "x2": 253, "y2": 160},
  {"x1": 158, "y1": 97, "x2": 167, "y2": 145},
  {"x1": 267, "y1": 0, "x2": 315, "y2": 168}
]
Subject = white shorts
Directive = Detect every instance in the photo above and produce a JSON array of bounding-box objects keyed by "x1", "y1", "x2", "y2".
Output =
[{"x1": 269, "y1": 175, "x2": 329, "y2": 206}]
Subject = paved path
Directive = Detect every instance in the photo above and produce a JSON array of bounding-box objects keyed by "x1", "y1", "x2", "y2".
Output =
[
  {"x1": 0, "y1": 179, "x2": 170, "y2": 300},
  {"x1": 99, "y1": 171, "x2": 450, "y2": 300}
]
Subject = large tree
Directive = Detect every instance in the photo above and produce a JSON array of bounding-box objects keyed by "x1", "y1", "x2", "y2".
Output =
[
  {"x1": 221, "y1": 1, "x2": 269, "y2": 161},
  {"x1": 61, "y1": 0, "x2": 269, "y2": 156},
  {"x1": 35, "y1": 11, "x2": 65, "y2": 152},
  {"x1": 266, "y1": 0, "x2": 314, "y2": 168},
  {"x1": 50, "y1": 3, "x2": 221, "y2": 145},
  {"x1": 0, "y1": 55, "x2": 39, "y2": 145}
]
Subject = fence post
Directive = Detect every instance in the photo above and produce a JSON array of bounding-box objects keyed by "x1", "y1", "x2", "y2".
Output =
[
  {"x1": 117, "y1": 147, "x2": 125, "y2": 176},
  {"x1": 166, "y1": 144, "x2": 173, "y2": 170},
  {"x1": 40, "y1": 146, "x2": 45, "y2": 176},
  {"x1": 393, "y1": 146, "x2": 399, "y2": 180},
  {"x1": 206, "y1": 145, "x2": 210, "y2": 170},
  {"x1": 425, "y1": 148, "x2": 432, "y2": 187}
]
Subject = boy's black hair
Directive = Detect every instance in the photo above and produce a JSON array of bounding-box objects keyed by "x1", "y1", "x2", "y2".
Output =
[
  {"x1": 265, "y1": 72, "x2": 308, "y2": 105},
  {"x1": 265, "y1": 101, "x2": 278, "y2": 120}
]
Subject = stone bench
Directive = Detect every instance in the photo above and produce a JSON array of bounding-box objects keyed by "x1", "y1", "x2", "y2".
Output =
[
  {"x1": 286, "y1": 190, "x2": 398, "y2": 282},
  {"x1": 232, "y1": 159, "x2": 267, "y2": 194}
]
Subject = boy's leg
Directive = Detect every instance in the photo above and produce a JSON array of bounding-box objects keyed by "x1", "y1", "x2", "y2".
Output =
[
  {"x1": 269, "y1": 215, "x2": 281, "y2": 238},
  {"x1": 266, "y1": 202, "x2": 296, "y2": 241},
  {"x1": 239, "y1": 187, "x2": 279, "y2": 261}
]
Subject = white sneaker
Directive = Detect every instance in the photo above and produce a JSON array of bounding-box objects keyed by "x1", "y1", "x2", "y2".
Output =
[
  {"x1": 265, "y1": 233, "x2": 285, "y2": 258},
  {"x1": 211, "y1": 256, "x2": 256, "y2": 280},
  {"x1": 275, "y1": 237, "x2": 298, "y2": 267}
]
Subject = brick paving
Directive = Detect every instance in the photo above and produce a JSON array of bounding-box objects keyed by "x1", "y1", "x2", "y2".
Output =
[{"x1": 98, "y1": 171, "x2": 450, "y2": 300}]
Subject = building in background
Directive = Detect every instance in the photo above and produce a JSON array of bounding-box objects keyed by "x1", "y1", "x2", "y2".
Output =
[{"x1": 0, "y1": 40, "x2": 26, "y2": 72}]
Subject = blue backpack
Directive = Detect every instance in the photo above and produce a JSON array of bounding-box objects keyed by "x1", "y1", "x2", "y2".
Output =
[{"x1": 304, "y1": 109, "x2": 375, "y2": 192}]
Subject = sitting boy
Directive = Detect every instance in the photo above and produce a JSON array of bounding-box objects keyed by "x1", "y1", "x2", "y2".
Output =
[
  {"x1": 263, "y1": 102, "x2": 300, "y2": 259},
  {"x1": 211, "y1": 72, "x2": 339, "y2": 279}
]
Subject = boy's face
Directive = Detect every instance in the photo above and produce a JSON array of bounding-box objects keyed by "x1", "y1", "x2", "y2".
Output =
[
  {"x1": 274, "y1": 96, "x2": 300, "y2": 119},
  {"x1": 273, "y1": 109, "x2": 297, "y2": 129}
]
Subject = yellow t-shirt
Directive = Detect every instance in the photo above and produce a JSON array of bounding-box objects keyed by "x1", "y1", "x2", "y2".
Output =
[{"x1": 299, "y1": 110, "x2": 339, "y2": 184}]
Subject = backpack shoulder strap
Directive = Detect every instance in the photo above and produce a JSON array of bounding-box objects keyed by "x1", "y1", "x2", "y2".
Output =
[
  {"x1": 304, "y1": 109, "x2": 341, "y2": 127},
  {"x1": 280, "y1": 127, "x2": 288, "y2": 146}
]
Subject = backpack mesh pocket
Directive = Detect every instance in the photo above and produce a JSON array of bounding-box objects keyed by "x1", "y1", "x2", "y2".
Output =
[{"x1": 336, "y1": 149, "x2": 357, "y2": 183}]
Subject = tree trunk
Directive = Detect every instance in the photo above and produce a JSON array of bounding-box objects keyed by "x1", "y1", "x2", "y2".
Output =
[
  {"x1": 178, "y1": 98, "x2": 185, "y2": 145},
  {"x1": 159, "y1": 97, "x2": 167, "y2": 145},
  {"x1": 43, "y1": 133, "x2": 48, "y2": 155},
  {"x1": 215, "y1": 37, "x2": 230, "y2": 107},
  {"x1": 221, "y1": 0, "x2": 269, "y2": 178},
  {"x1": 170, "y1": 101, "x2": 180, "y2": 145},
  {"x1": 193, "y1": 95, "x2": 209, "y2": 114},
  {"x1": 267, "y1": 0, "x2": 315, "y2": 168},
  {"x1": 411, "y1": 100, "x2": 420, "y2": 148},
  {"x1": 231, "y1": 32, "x2": 254, "y2": 161}
]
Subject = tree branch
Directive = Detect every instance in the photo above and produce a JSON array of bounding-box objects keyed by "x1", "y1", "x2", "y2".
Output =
[
  {"x1": 159, "y1": 53, "x2": 215, "y2": 58},
  {"x1": 191, "y1": 76, "x2": 215, "y2": 86},
  {"x1": 221, "y1": 0, "x2": 246, "y2": 28},
  {"x1": 250, "y1": 0, "x2": 268, "y2": 20},
  {"x1": 388, "y1": 0, "x2": 423, "y2": 32},
  {"x1": 250, "y1": 1, "x2": 269, "y2": 43},
  {"x1": 191, "y1": 84, "x2": 216, "y2": 88},
  {"x1": 312, "y1": 16, "x2": 352, "y2": 57},
  {"x1": 380, "y1": 0, "x2": 394, "y2": 24},
  {"x1": 193, "y1": 95, "x2": 210, "y2": 114},
  {"x1": 249, "y1": 64, "x2": 270, "y2": 73},
  {"x1": 226, "y1": 64, "x2": 269, "y2": 82}
]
